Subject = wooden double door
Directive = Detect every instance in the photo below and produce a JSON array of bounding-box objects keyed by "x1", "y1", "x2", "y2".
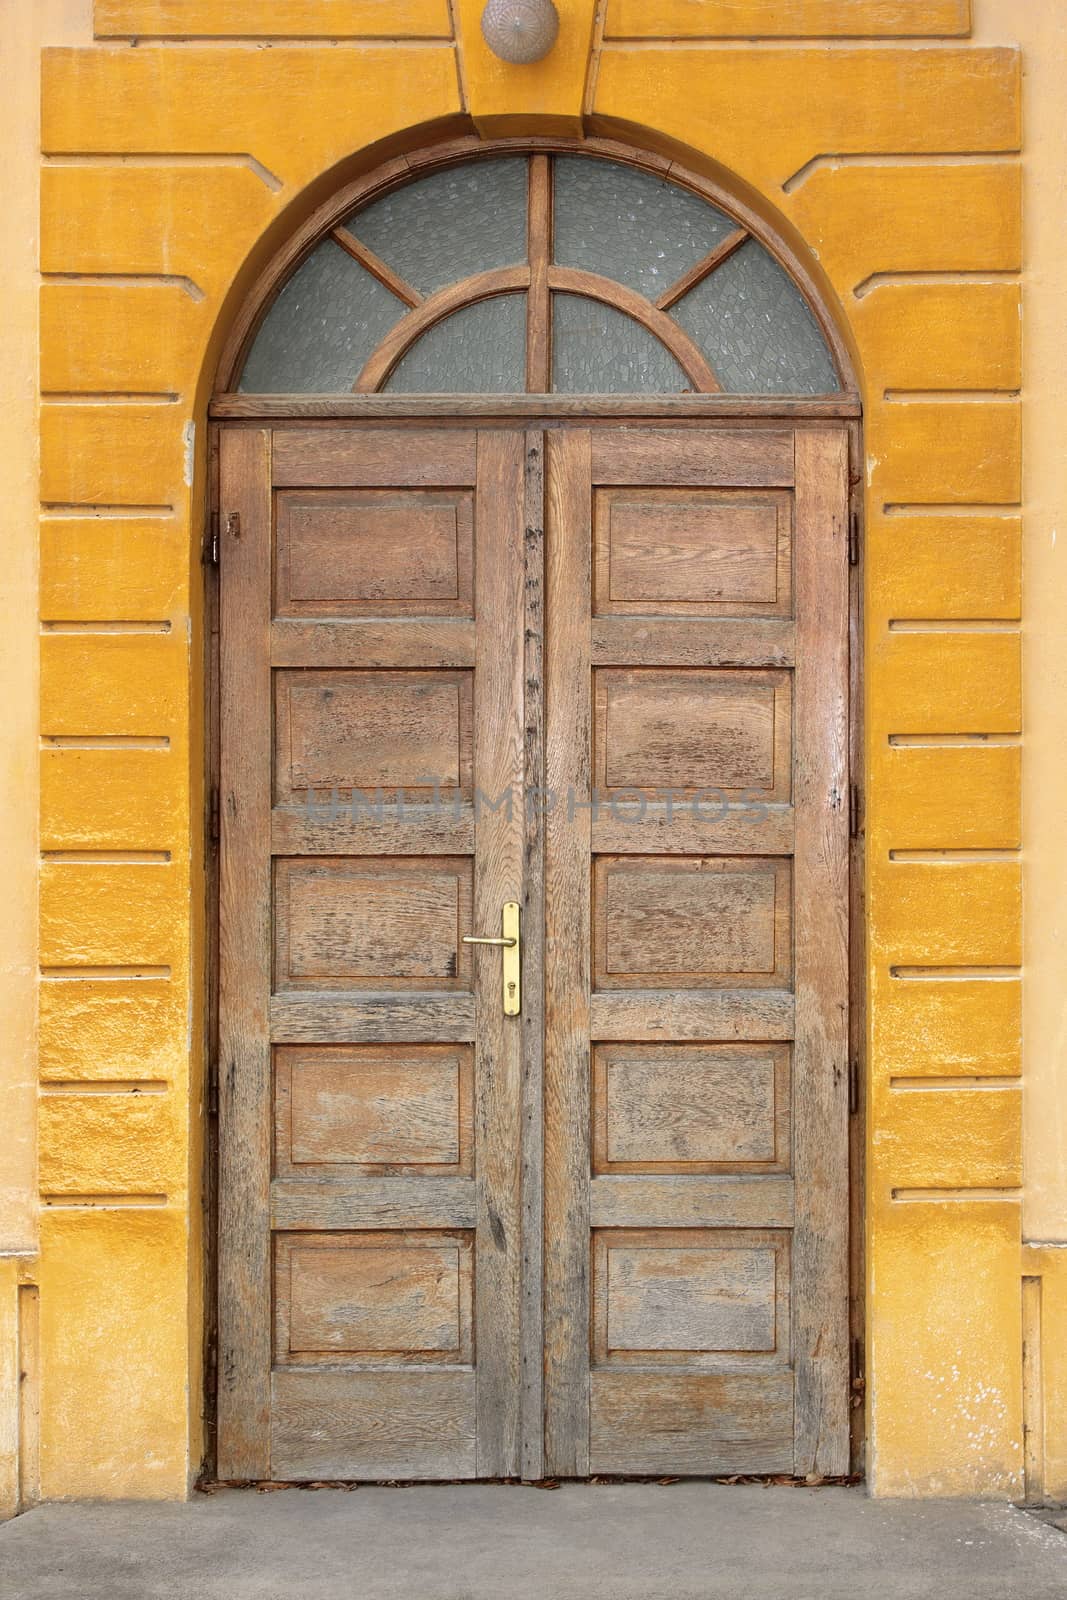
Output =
[{"x1": 216, "y1": 418, "x2": 851, "y2": 1482}]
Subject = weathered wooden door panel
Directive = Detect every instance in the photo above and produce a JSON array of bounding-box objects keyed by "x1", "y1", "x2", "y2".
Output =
[
  {"x1": 218, "y1": 419, "x2": 849, "y2": 1481},
  {"x1": 542, "y1": 426, "x2": 850, "y2": 1480},
  {"x1": 217, "y1": 425, "x2": 533, "y2": 1481}
]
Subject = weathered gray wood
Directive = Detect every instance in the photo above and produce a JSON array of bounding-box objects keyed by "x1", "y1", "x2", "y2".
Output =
[
  {"x1": 590, "y1": 617, "x2": 795, "y2": 668},
  {"x1": 217, "y1": 426, "x2": 273, "y2": 1478},
  {"x1": 589, "y1": 1372, "x2": 794, "y2": 1476},
  {"x1": 589, "y1": 989, "x2": 795, "y2": 1041},
  {"x1": 792, "y1": 428, "x2": 851, "y2": 1478},
  {"x1": 271, "y1": 1176, "x2": 478, "y2": 1231},
  {"x1": 271, "y1": 1371, "x2": 477, "y2": 1481},
  {"x1": 543, "y1": 428, "x2": 592, "y2": 1477},
  {"x1": 271, "y1": 427, "x2": 477, "y2": 486},
  {"x1": 589, "y1": 1175, "x2": 795, "y2": 1230},
  {"x1": 590, "y1": 429, "x2": 795, "y2": 487},
  {"x1": 270, "y1": 993, "x2": 477, "y2": 1043},
  {"x1": 271, "y1": 618, "x2": 475, "y2": 669},
  {"x1": 472, "y1": 431, "x2": 526, "y2": 1479},
  {"x1": 271, "y1": 803, "x2": 475, "y2": 857},
  {"x1": 591, "y1": 803, "x2": 793, "y2": 858},
  {"x1": 520, "y1": 430, "x2": 546, "y2": 1481}
]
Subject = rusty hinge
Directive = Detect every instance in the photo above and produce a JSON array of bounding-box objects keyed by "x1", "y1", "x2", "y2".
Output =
[
  {"x1": 848, "y1": 508, "x2": 861, "y2": 566},
  {"x1": 203, "y1": 509, "x2": 220, "y2": 567},
  {"x1": 849, "y1": 1057, "x2": 861, "y2": 1115},
  {"x1": 849, "y1": 781, "x2": 862, "y2": 840},
  {"x1": 851, "y1": 1335, "x2": 866, "y2": 1399},
  {"x1": 203, "y1": 1338, "x2": 218, "y2": 1426},
  {"x1": 209, "y1": 783, "x2": 220, "y2": 847}
]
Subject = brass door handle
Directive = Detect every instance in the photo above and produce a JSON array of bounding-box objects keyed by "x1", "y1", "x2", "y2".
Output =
[{"x1": 462, "y1": 902, "x2": 521, "y2": 1016}]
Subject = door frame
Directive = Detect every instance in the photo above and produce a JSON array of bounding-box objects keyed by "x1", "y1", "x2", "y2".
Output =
[{"x1": 201, "y1": 398, "x2": 866, "y2": 1481}]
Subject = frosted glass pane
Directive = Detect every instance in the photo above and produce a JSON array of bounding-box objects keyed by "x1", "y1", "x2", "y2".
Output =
[
  {"x1": 349, "y1": 158, "x2": 527, "y2": 296},
  {"x1": 552, "y1": 294, "x2": 688, "y2": 394},
  {"x1": 553, "y1": 156, "x2": 736, "y2": 302},
  {"x1": 239, "y1": 239, "x2": 405, "y2": 393},
  {"x1": 384, "y1": 295, "x2": 527, "y2": 392},
  {"x1": 673, "y1": 239, "x2": 840, "y2": 394}
]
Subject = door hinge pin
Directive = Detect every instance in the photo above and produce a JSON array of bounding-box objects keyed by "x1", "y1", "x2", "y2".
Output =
[
  {"x1": 848, "y1": 509, "x2": 861, "y2": 566},
  {"x1": 849, "y1": 1057, "x2": 861, "y2": 1116},
  {"x1": 849, "y1": 781, "x2": 862, "y2": 840},
  {"x1": 209, "y1": 783, "x2": 220, "y2": 846},
  {"x1": 204, "y1": 510, "x2": 220, "y2": 567},
  {"x1": 851, "y1": 1335, "x2": 865, "y2": 1390}
]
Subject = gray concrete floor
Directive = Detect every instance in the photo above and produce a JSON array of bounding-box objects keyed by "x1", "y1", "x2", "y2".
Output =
[{"x1": 2, "y1": 1484, "x2": 1066, "y2": 1600}]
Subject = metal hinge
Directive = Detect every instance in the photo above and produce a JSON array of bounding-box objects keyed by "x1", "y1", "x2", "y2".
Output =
[
  {"x1": 848, "y1": 508, "x2": 861, "y2": 566},
  {"x1": 849, "y1": 1057, "x2": 861, "y2": 1115},
  {"x1": 203, "y1": 1339, "x2": 218, "y2": 1427},
  {"x1": 851, "y1": 1335, "x2": 865, "y2": 1397},
  {"x1": 204, "y1": 510, "x2": 220, "y2": 567},
  {"x1": 209, "y1": 783, "x2": 220, "y2": 847},
  {"x1": 207, "y1": 1055, "x2": 219, "y2": 1118},
  {"x1": 849, "y1": 781, "x2": 862, "y2": 840}
]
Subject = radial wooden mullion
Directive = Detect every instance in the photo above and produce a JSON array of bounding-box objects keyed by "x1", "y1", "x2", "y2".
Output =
[
  {"x1": 526, "y1": 155, "x2": 553, "y2": 393},
  {"x1": 655, "y1": 226, "x2": 749, "y2": 312},
  {"x1": 354, "y1": 267, "x2": 532, "y2": 392},
  {"x1": 331, "y1": 225, "x2": 423, "y2": 309},
  {"x1": 547, "y1": 267, "x2": 722, "y2": 393}
]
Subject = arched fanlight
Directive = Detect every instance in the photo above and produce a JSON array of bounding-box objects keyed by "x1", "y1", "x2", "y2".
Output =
[{"x1": 238, "y1": 152, "x2": 843, "y2": 398}]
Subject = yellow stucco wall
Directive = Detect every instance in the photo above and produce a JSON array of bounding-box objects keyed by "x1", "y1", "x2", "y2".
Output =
[{"x1": 0, "y1": 0, "x2": 1063, "y2": 1506}]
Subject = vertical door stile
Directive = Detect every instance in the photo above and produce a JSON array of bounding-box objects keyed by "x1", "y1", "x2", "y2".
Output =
[
  {"x1": 792, "y1": 428, "x2": 851, "y2": 1477},
  {"x1": 520, "y1": 430, "x2": 547, "y2": 1481},
  {"x1": 473, "y1": 431, "x2": 528, "y2": 1477},
  {"x1": 217, "y1": 425, "x2": 274, "y2": 1479},
  {"x1": 543, "y1": 428, "x2": 593, "y2": 1476}
]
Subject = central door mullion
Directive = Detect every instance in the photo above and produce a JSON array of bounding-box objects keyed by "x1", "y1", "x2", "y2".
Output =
[
  {"x1": 519, "y1": 430, "x2": 547, "y2": 1479},
  {"x1": 472, "y1": 430, "x2": 530, "y2": 1477}
]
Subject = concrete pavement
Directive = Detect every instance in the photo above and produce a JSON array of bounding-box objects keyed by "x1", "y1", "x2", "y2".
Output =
[{"x1": 2, "y1": 1483, "x2": 1066, "y2": 1600}]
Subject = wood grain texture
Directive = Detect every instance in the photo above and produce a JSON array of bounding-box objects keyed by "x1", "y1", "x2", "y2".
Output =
[
  {"x1": 275, "y1": 1231, "x2": 473, "y2": 1363},
  {"x1": 272, "y1": 428, "x2": 477, "y2": 487},
  {"x1": 593, "y1": 487, "x2": 791, "y2": 617},
  {"x1": 592, "y1": 1229, "x2": 788, "y2": 1361},
  {"x1": 520, "y1": 431, "x2": 546, "y2": 1480},
  {"x1": 593, "y1": 856, "x2": 792, "y2": 989},
  {"x1": 472, "y1": 431, "x2": 527, "y2": 1478},
  {"x1": 543, "y1": 428, "x2": 593, "y2": 1476},
  {"x1": 213, "y1": 396, "x2": 861, "y2": 420},
  {"x1": 590, "y1": 430, "x2": 794, "y2": 487},
  {"x1": 526, "y1": 158, "x2": 552, "y2": 393},
  {"x1": 593, "y1": 668, "x2": 791, "y2": 799},
  {"x1": 590, "y1": 617, "x2": 795, "y2": 668},
  {"x1": 589, "y1": 987, "x2": 795, "y2": 1042},
  {"x1": 271, "y1": 1175, "x2": 477, "y2": 1231},
  {"x1": 589, "y1": 1176, "x2": 794, "y2": 1230},
  {"x1": 273, "y1": 856, "x2": 473, "y2": 990},
  {"x1": 274, "y1": 488, "x2": 472, "y2": 617},
  {"x1": 274, "y1": 1044, "x2": 473, "y2": 1176},
  {"x1": 270, "y1": 993, "x2": 476, "y2": 1043},
  {"x1": 217, "y1": 426, "x2": 273, "y2": 1478},
  {"x1": 272, "y1": 801, "x2": 476, "y2": 858},
  {"x1": 271, "y1": 1371, "x2": 476, "y2": 1482},
  {"x1": 274, "y1": 669, "x2": 472, "y2": 802},
  {"x1": 592, "y1": 1043, "x2": 789, "y2": 1172},
  {"x1": 792, "y1": 428, "x2": 851, "y2": 1477},
  {"x1": 271, "y1": 619, "x2": 476, "y2": 669},
  {"x1": 589, "y1": 1372, "x2": 793, "y2": 1476}
]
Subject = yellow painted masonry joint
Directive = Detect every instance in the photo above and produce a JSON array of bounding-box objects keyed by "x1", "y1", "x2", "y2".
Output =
[{"x1": 1, "y1": 0, "x2": 1059, "y2": 1508}]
